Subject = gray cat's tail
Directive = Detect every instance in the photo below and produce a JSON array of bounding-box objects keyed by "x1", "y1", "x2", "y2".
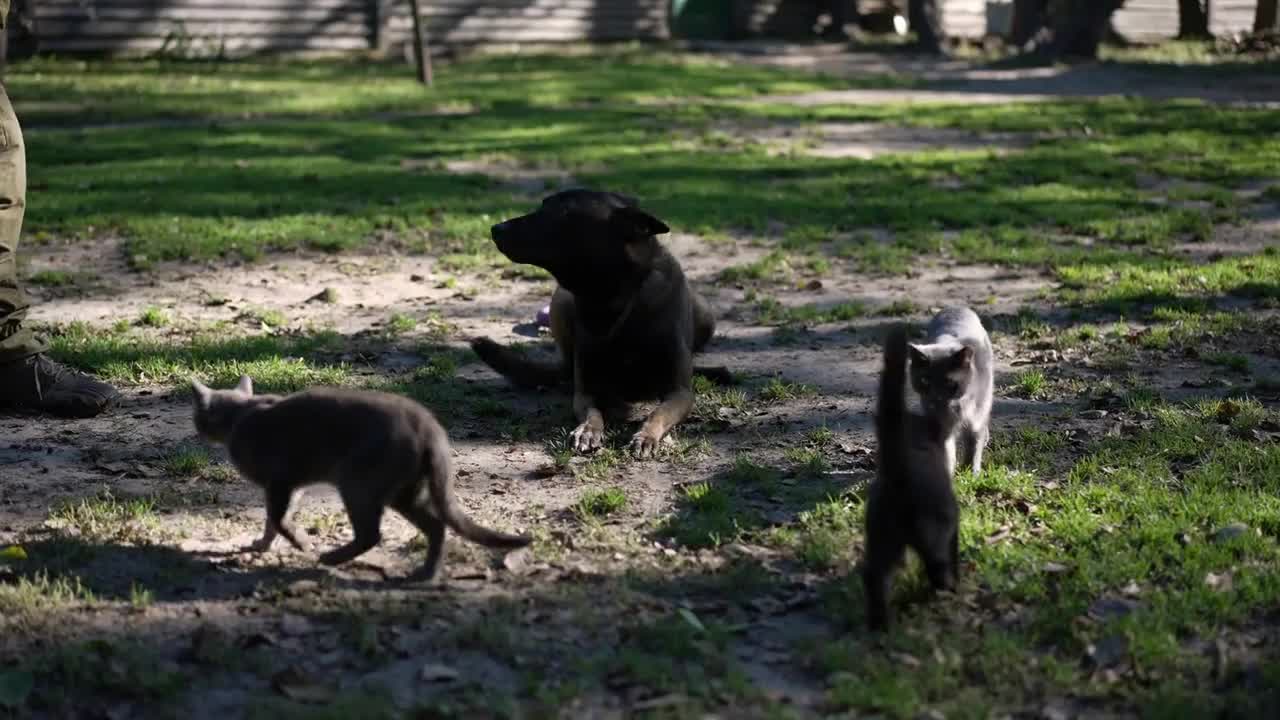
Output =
[
  {"x1": 470, "y1": 337, "x2": 566, "y2": 389},
  {"x1": 876, "y1": 325, "x2": 910, "y2": 481},
  {"x1": 426, "y1": 443, "x2": 532, "y2": 550}
]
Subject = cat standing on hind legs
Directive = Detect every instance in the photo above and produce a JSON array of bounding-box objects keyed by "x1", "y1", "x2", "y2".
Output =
[
  {"x1": 189, "y1": 376, "x2": 531, "y2": 582},
  {"x1": 863, "y1": 324, "x2": 962, "y2": 631},
  {"x1": 862, "y1": 307, "x2": 993, "y2": 630}
]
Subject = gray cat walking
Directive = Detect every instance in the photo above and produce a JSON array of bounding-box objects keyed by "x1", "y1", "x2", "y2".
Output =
[
  {"x1": 190, "y1": 376, "x2": 531, "y2": 581},
  {"x1": 908, "y1": 306, "x2": 995, "y2": 476}
]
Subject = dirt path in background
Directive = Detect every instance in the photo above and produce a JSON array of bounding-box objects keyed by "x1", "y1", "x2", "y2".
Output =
[{"x1": 696, "y1": 43, "x2": 1280, "y2": 107}]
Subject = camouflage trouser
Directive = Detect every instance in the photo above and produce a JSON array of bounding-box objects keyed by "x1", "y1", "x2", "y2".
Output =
[{"x1": 0, "y1": 81, "x2": 46, "y2": 363}]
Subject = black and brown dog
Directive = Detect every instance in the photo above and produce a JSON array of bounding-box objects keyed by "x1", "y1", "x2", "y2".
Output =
[{"x1": 471, "y1": 189, "x2": 725, "y2": 458}]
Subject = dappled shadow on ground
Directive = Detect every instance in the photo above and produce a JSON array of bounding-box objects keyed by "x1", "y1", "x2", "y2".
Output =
[{"x1": 17, "y1": 91, "x2": 1277, "y2": 278}]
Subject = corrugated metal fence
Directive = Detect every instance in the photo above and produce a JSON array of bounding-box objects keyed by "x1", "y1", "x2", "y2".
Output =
[
  {"x1": 29, "y1": 0, "x2": 671, "y2": 56},
  {"x1": 939, "y1": 0, "x2": 1259, "y2": 41},
  {"x1": 20, "y1": 0, "x2": 1269, "y2": 56}
]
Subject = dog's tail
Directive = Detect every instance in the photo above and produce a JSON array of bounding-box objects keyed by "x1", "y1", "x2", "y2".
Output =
[
  {"x1": 426, "y1": 440, "x2": 532, "y2": 550},
  {"x1": 876, "y1": 325, "x2": 910, "y2": 482},
  {"x1": 470, "y1": 337, "x2": 565, "y2": 389}
]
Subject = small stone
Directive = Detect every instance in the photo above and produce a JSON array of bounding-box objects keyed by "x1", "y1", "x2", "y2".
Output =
[
  {"x1": 410, "y1": 274, "x2": 426, "y2": 282},
  {"x1": 1213, "y1": 522, "x2": 1250, "y2": 543},
  {"x1": 285, "y1": 579, "x2": 320, "y2": 596},
  {"x1": 502, "y1": 548, "x2": 532, "y2": 575},
  {"x1": 1087, "y1": 596, "x2": 1141, "y2": 621},
  {"x1": 1080, "y1": 410, "x2": 1108, "y2": 419}
]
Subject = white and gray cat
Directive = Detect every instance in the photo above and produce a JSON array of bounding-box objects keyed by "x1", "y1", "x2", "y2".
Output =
[
  {"x1": 190, "y1": 376, "x2": 531, "y2": 581},
  {"x1": 908, "y1": 306, "x2": 994, "y2": 476}
]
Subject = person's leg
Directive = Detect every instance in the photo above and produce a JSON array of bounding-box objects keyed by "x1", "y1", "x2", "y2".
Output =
[
  {"x1": 0, "y1": 83, "x2": 41, "y2": 360},
  {"x1": 0, "y1": 82, "x2": 118, "y2": 417}
]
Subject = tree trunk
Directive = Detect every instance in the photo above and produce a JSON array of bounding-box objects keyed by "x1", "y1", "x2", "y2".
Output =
[
  {"x1": 907, "y1": 0, "x2": 945, "y2": 54},
  {"x1": 1010, "y1": 0, "x2": 1048, "y2": 47},
  {"x1": 407, "y1": 0, "x2": 433, "y2": 87},
  {"x1": 1178, "y1": 0, "x2": 1210, "y2": 39},
  {"x1": 1256, "y1": 0, "x2": 1278, "y2": 31},
  {"x1": 1042, "y1": 0, "x2": 1124, "y2": 60}
]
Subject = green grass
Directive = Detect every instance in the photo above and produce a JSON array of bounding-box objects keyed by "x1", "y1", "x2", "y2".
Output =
[
  {"x1": 574, "y1": 487, "x2": 628, "y2": 520},
  {"x1": 161, "y1": 444, "x2": 214, "y2": 477},
  {"x1": 9, "y1": 54, "x2": 1278, "y2": 285},
  {"x1": 136, "y1": 306, "x2": 169, "y2": 328},
  {"x1": 46, "y1": 490, "x2": 158, "y2": 543},
  {"x1": 1010, "y1": 368, "x2": 1050, "y2": 399},
  {"x1": 45, "y1": 321, "x2": 352, "y2": 391},
  {"x1": 25, "y1": 269, "x2": 78, "y2": 286},
  {"x1": 759, "y1": 377, "x2": 817, "y2": 403}
]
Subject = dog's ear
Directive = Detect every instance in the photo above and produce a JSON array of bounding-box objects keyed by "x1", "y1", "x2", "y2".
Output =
[{"x1": 610, "y1": 206, "x2": 670, "y2": 238}]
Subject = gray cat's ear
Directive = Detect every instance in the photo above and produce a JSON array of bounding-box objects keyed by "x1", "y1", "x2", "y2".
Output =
[
  {"x1": 235, "y1": 375, "x2": 254, "y2": 395},
  {"x1": 953, "y1": 347, "x2": 975, "y2": 368},
  {"x1": 191, "y1": 379, "x2": 213, "y2": 409},
  {"x1": 908, "y1": 344, "x2": 929, "y2": 366}
]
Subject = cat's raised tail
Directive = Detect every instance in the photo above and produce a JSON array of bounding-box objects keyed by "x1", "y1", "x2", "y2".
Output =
[
  {"x1": 425, "y1": 443, "x2": 532, "y2": 549},
  {"x1": 876, "y1": 325, "x2": 910, "y2": 483}
]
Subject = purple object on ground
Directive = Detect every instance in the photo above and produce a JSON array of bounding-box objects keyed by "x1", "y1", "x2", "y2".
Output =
[{"x1": 536, "y1": 304, "x2": 552, "y2": 327}]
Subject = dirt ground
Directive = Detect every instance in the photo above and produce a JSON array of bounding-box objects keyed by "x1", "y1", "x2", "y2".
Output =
[{"x1": 2, "y1": 57, "x2": 1278, "y2": 719}]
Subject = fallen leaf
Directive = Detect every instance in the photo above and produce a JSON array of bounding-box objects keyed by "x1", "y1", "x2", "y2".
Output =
[
  {"x1": 1204, "y1": 571, "x2": 1234, "y2": 593},
  {"x1": 677, "y1": 608, "x2": 706, "y2": 634},
  {"x1": 420, "y1": 663, "x2": 460, "y2": 683},
  {"x1": 889, "y1": 651, "x2": 921, "y2": 668},
  {"x1": 271, "y1": 666, "x2": 334, "y2": 704},
  {"x1": 94, "y1": 460, "x2": 129, "y2": 475},
  {"x1": 631, "y1": 693, "x2": 688, "y2": 711},
  {"x1": 985, "y1": 525, "x2": 1013, "y2": 545},
  {"x1": 0, "y1": 545, "x2": 27, "y2": 563},
  {"x1": 1087, "y1": 596, "x2": 1142, "y2": 621}
]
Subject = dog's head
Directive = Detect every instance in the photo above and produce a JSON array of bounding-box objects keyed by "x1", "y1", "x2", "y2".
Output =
[{"x1": 489, "y1": 189, "x2": 670, "y2": 294}]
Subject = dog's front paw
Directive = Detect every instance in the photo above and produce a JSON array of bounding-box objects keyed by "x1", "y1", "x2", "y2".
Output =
[
  {"x1": 628, "y1": 430, "x2": 662, "y2": 458},
  {"x1": 570, "y1": 422, "x2": 605, "y2": 453}
]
